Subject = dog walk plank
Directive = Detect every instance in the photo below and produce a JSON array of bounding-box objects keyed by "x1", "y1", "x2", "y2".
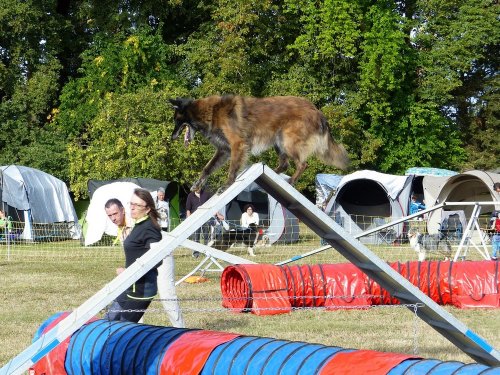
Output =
[{"x1": 254, "y1": 164, "x2": 499, "y2": 367}]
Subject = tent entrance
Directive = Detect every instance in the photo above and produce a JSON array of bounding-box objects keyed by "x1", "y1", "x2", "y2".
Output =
[
  {"x1": 225, "y1": 188, "x2": 269, "y2": 224},
  {"x1": 334, "y1": 179, "x2": 391, "y2": 231}
]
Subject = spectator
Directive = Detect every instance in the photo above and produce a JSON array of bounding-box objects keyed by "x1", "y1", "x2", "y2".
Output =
[
  {"x1": 0, "y1": 210, "x2": 13, "y2": 241},
  {"x1": 186, "y1": 187, "x2": 211, "y2": 256},
  {"x1": 410, "y1": 195, "x2": 426, "y2": 216},
  {"x1": 240, "y1": 204, "x2": 259, "y2": 228},
  {"x1": 490, "y1": 211, "x2": 500, "y2": 261},
  {"x1": 240, "y1": 204, "x2": 260, "y2": 256},
  {"x1": 104, "y1": 199, "x2": 132, "y2": 245},
  {"x1": 207, "y1": 211, "x2": 229, "y2": 246},
  {"x1": 0, "y1": 210, "x2": 12, "y2": 231},
  {"x1": 156, "y1": 187, "x2": 170, "y2": 231}
]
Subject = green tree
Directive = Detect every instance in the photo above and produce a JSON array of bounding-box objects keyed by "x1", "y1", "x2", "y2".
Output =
[
  {"x1": 67, "y1": 88, "x2": 212, "y2": 198},
  {"x1": 413, "y1": 0, "x2": 499, "y2": 170},
  {"x1": 0, "y1": 0, "x2": 69, "y2": 178},
  {"x1": 55, "y1": 27, "x2": 179, "y2": 139},
  {"x1": 2, "y1": 0, "x2": 498, "y2": 198}
]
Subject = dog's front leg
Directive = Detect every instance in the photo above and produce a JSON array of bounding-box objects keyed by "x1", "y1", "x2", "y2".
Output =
[
  {"x1": 192, "y1": 149, "x2": 230, "y2": 191},
  {"x1": 223, "y1": 143, "x2": 248, "y2": 191}
]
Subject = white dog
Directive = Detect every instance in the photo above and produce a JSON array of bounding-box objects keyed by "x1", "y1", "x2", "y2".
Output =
[{"x1": 408, "y1": 230, "x2": 452, "y2": 261}]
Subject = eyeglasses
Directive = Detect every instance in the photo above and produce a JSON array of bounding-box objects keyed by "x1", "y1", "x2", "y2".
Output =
[{"x1": 129, "y1": 202, "x2": 147, "y2": 208}]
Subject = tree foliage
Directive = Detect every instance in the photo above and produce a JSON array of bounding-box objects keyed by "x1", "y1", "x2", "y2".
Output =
[{"x1": 0, "y1": 0, "x2": 498, "y2": 198}]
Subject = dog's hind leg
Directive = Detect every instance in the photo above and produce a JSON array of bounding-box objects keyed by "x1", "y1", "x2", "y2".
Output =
[
  {"x1": 193, "y1": 148, "x2": 230, "y2": 191},
  {"x1": 281, "y1": 137, "x2": 308, "y2": 185},
  {"x1": 288, "y1": 160, "x2": 308, "y2": 185}
]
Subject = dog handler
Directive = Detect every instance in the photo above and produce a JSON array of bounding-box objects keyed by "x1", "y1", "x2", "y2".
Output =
[{"x1": 104, "y1": 189, "x2": 184, "y2": 326}]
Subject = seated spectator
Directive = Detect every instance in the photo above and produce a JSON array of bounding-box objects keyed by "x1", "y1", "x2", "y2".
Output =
[
  {"x1": 241, "y1": 204, "x2": 259, "y2": 228},
  {"x1": 208, "y1": 212, "x2": 229, "y2": 246},
  {"x1": 240, "y1": 204, "x2": 260, "y2": 256}
]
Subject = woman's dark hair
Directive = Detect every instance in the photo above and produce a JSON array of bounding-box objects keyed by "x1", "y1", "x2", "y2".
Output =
[
  {"x1": 133, "y1": 188, "x2": 160, "y2": 228},
  {"x1": 243, "y1": 204, "x2": 255, "y2": 212}
]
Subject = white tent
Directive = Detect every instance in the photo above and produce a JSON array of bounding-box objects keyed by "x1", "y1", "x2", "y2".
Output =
[
  {"x1": 84, "y1": 179, "x2": 179, "y2": 246},
  {"x1": 84, "y1": 182, "x2": 140, "y2": 246},
  {"x1": 325, "y1": 170, "x2": 413, "y2": 243},
  {"x1": 0, "y1": 165, "x2": 80, "y2": 240}
]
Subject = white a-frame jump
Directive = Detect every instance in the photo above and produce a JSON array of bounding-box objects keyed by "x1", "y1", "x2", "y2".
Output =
[{"x1": 1, "y1": 163, "x2": 499, "y2": 374}]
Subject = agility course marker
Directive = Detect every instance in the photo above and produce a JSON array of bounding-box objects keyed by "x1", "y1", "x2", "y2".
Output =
[
  {"x1": 1, "y1": 163, "x2": 499, "y2": 374},
  {"x1": 175, "y1": 239, "x2": 257, "y2": 286}
]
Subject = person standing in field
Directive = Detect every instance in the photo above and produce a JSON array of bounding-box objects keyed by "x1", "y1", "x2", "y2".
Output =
[
  {"x1": 104, "y1": 189, "x2": 184, "y2": 326},
  {"x1": 156, "y1": 187, "x2": 170, "y2": 232}
]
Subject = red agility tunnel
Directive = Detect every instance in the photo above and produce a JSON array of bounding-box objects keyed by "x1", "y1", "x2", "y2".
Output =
[
  {"x1": 220, "y1": 261, "x2": 500, "y2": 315},
  {"x1": 30, "y1": 313, "x2": 500, "y2": 374}
]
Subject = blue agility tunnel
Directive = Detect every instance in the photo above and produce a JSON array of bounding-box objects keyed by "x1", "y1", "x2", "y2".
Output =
[{"x1": 31, "y1": 314, "x2": 500, "y2": 375}]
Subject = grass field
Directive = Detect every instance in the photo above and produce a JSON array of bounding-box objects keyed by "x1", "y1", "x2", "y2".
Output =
[{"x1": 1, "y1": 236, "x2": 499, "y2": 370}]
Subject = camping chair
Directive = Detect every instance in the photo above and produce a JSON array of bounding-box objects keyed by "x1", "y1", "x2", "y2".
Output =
[
  {"x1": 373, "y1": 217, "x2": 396, "y2": 245},
  {"x1": 439, "y1": 212, "x2": 464, "y2": 244}
]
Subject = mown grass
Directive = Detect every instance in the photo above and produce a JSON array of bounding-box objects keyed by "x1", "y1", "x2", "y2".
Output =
[{"x1": 0, "y1": 238, "x2": 499, "y2": 369}]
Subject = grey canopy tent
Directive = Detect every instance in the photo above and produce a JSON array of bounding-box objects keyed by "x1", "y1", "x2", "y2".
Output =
[
  {"x1": 224, "y1": 181, "x2": 299, "y2": 244},
  {"x1": 325, "y1": 170, "x2": 413, "y2": 244},
  {"x1": 424, "y1": 170, "x2": 500, "y2": 234},
  {"x1": 0, "y1": 165, "x2": 81, "y2": 240}
]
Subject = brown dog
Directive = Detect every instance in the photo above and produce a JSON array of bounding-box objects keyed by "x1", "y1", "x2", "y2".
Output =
[{"x1": 169, "y1": 95, "x2": 349, "y2": 191}]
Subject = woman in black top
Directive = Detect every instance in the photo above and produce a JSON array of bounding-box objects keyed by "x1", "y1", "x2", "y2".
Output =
[{"x1": 105, "y1": 188, "x2": 162, "y2": 322}]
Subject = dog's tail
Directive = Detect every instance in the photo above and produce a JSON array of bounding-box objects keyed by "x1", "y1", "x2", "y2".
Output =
[{"x1": 318, "y1": 117, "x2": 350, "y2": 170}]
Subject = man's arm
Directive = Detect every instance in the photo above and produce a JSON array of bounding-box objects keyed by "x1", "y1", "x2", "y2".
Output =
[{"x1": 186, "y1": 194, "x2": 193, "y2": 217}]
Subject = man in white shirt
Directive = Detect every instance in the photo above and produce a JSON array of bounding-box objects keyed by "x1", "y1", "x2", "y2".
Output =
[{"x1": 156, "y1": 187, "x2": 170, "y2": 231}]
